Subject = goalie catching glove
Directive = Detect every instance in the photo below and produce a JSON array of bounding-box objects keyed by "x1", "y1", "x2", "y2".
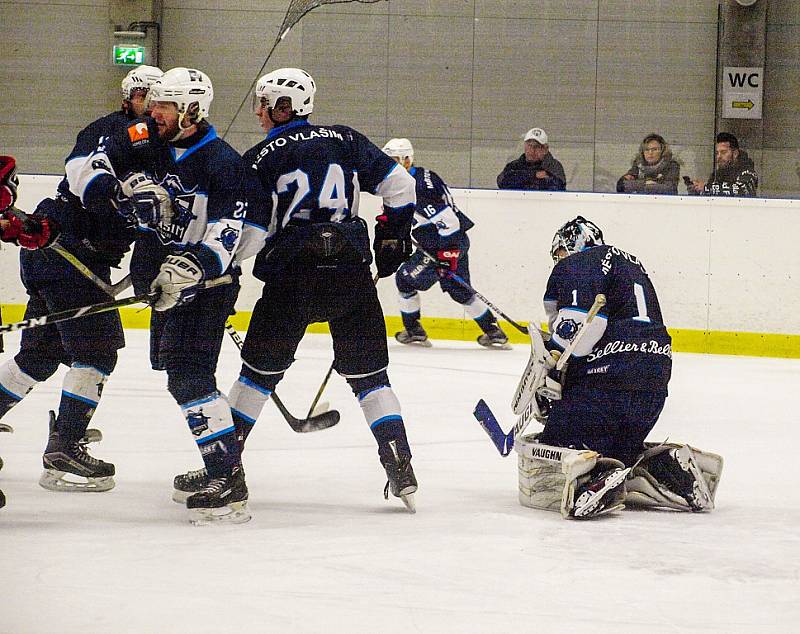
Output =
[
  {"x1": 150, "y1": 252, "x2": 205, "y2": 311},
  {"x1": 118, "y1": 172, "x2": 173, "y2": 228},
  {"x1": 373, "y1": 211, "x2": 412, "y2": 278}
]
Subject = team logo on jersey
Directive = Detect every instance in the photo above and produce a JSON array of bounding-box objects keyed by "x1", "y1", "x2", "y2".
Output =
[
  {"x1": 155, "y1": 174, "x2": 198, "y2": 245},
  {"x1": 215, "y1": 226, "x2": 240, "y2": 253},
  {"x1": 556, "y1": 318, "x2": 579, "y2": 342}
]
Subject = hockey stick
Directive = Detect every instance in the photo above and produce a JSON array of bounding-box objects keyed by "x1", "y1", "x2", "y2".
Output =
[
  {"x1": 302, "y1": 272, "x2": 381, "y2": 419},
  {"x1": 223, "y1": 321, "x2": 340, "y2": 433},
  {"x1": 6, "y1": 206, "x2": 132, "y2": 297},
  {"x1": 411, "y1": 241, "x2": 529, "y2": 334},
  {"x1": 473, "y1": 293, "x2": 607, "y2": 456},
  {"x1": 0, "y1": 275, "x2": 233, "y2": 334}
]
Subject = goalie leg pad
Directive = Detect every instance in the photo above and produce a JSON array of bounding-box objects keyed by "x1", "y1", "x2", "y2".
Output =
[
  {"x1": 628, "y1": 442, "x2": 723, "y2": 512},
  {"x1": 516, "y1": 434, "x2": 626, "y2": 518}
]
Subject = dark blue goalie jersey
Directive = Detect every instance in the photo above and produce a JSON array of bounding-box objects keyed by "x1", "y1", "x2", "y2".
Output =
[
  {"x1": 409, "y1": 166, "x2": 474, "y2": 252},
  {"x1": 544, "y1": 245, "x2": 672, "y2": 391},
  {"x1": 244, "y1": 119, "x2": 415, "y2": 280}
]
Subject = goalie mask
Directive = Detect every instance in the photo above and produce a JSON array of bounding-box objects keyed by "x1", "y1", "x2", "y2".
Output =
[
  {"x1": 253, "y1": 68, "x2": 316, "y2": 117},
  {"x1": 550, "y1": 216, "x2": 604, "y2": 262},
  {"x1": 121, "y1": 65, "x2": 164, "y2": 101},
  {"x1": 148, "y1": 67, "x2": 214, "y2": 125},
  {"x1": 382, "y1": 138, "x2": 414, "y2": 165}
]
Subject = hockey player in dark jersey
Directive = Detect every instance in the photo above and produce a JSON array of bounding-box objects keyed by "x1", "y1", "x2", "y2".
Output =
[
  {"x1": 513, "y1": 216, "x2": 722, "y2": 519},
  {"x1": 0, "y1": 67, "x2": 163, "y2": 498},
  {"x1": 87, "y1": 67, "x2": 264, "y2": 524},
  {"x1": 173, "y1": 67, "x2": 419, "y2": 511},
  {"x1": 382, "y1": 138, "x2": 509, "y2": 349}
]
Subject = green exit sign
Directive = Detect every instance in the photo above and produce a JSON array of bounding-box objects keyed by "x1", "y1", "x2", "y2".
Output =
[{"x1": 113, "y1": 45, "x2": 145, "y2": 66}]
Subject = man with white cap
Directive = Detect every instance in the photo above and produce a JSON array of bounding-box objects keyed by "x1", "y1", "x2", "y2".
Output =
[{"x1": 497, "y1": 127, "x2": 566, "y2": 191}]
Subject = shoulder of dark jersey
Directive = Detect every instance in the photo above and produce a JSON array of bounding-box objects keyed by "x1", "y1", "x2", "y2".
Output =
[{"x1": 554, "y1": 244, "x2": 611, "y2": 273}]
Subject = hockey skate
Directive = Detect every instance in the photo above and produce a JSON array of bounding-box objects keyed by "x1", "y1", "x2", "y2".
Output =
[
  {"x1": 39, "y1": 411, "x2": 115, "y2": 492},
  {"x1": 395, "y1": 322, "x2": 432, "y2": 347},
  {"x1": 570, "y1": 466, "x2": 630, "y2": 519},
  {"x1": 172, "y1": 466, "x2": 210, "y2": 503},
  {"x1": 477, "y1": 325, "x2": 511, "y2": 350},
  {"x1": 382, "y1": 440, "x2": 417, "y2": 513},
  {"x1": 186, "y1": 466, "x2": 250, "y2": 525}
]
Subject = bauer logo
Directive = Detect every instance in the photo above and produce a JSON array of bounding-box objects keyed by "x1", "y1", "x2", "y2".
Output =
[{"x1": 128, "y1": 122, "x2": 150, "y2": 144}]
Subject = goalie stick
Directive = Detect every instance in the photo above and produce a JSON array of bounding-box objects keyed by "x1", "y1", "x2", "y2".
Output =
[
  {"x1": 223, "y1": 322, "x2": 340, "y2": 433},
  {"x1": 473, "y1": 293, "x2": 607, "y2": 456},
  {"x1": 411, "y1": 241, "x2": 529, "y2": 335}
]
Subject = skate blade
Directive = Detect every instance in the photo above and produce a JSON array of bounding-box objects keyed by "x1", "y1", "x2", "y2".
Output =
[
  {"x1": 189, "y1": 501, "x2": 251, "y2": 526},
  {"x1": 400, "y1": 492, "x2": 417, "y2": 514},
  {"x1": 172, "y1": 489, "x2": 192, "y2": 504},
  {"x1": 400, "y1": 339, "x2": 433, "y2": 348},
  {"x1": 0, "y1": 423, "x2": 14, "y2": 433},
  {"x1": 479, "y1": 341, "x2": 512, "y2": 350},
  {"x1": 38, "y1": 469, "x2": 115, "y2": 493}
]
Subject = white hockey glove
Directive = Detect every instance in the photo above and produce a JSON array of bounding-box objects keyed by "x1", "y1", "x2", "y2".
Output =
[
  {"x1": 119, "y1": 172, "x2": 173, "y2": 227},
  {"x1": 150, "y1": 252, "x2": 204, "y2": 311}
]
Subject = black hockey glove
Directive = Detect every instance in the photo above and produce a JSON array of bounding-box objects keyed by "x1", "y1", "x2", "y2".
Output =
[{"x1": 373, "y1": 214, "x2": 412, "y2": 278}]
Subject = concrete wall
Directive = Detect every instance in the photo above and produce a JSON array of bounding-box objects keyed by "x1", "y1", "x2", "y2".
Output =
[{"x1": 3, "y1": 1, "x2": 800, "y2": 196}]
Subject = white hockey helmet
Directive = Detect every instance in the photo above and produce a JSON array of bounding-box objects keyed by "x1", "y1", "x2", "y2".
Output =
[
  {"x1": 121, "y1": 65, "x2": 164, "y2": 100},
  {"x1": 254, "y1": 68, "x2": 316, "y2": 116},
  {"x1": 551, "y1": 216, "x2": 604, "y2": 262},
  {"x1": 148, "y1": 67, "x2": 214, "y2": 121},
  {"x1": 382, "y1": 138, "x2": 414, "y2": 164}
]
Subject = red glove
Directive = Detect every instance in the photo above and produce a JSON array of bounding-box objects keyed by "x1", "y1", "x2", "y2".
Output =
[
  {"x1": 436, "y1": 248, "x2": 461, "y2": 276},
  {"x1": 0, "y1": 211, "x2": 57, "y2": 249},
  {"x1": 0, "y1": 156, "x2": 18, "y2": 212}
]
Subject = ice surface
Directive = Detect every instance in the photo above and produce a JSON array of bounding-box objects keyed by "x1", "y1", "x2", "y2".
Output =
[{"x1": 0, "y1": 330, "x2": 798, "y2": 633}]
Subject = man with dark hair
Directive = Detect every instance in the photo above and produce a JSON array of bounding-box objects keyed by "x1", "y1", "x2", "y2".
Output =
[{"x1": 688, "y1": 132, "x2": 758, "y2": 197}]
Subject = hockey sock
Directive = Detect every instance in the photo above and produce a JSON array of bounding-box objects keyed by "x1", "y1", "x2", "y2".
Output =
[
  {"x1": 359, "y1": 385, "x2": 411, "y2": 459},
  {"x1": 0, "y1": 359, "x2": 38, "y2": 416},
  {"x1": 181, "y1": 391, "x2": 241, "y2": 478},
  {"x1": 228, "y1": 375, "x2": 274, "y2": 450},
  {"x1": 398, "y1": 291, "x2": 422, "y2": 330},
  {"x1": 465, "y1": 297, "x2": 497, "y2": 332},
  {"x1": 52, "y1": 364, "x2": 109, "y2": 442}
]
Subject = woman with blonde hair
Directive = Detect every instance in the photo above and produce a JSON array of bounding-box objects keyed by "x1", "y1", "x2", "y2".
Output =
[{"x1": 616, "y1": 133, "x2": 680, "y2": 194}]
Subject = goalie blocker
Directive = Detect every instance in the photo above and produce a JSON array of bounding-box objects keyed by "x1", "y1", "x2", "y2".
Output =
[{"x1": 515, "y1": 433, "x2": 722, "y2": 519}]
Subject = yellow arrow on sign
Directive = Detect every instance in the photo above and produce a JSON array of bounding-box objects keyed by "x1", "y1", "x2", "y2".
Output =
[{"x1": 732, "y1": 100, "x2": 755, "y2": 110}]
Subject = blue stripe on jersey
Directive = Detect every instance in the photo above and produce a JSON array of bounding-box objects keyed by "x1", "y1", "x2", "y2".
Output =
[
  {"x1": 171, "y1": 126, "x2": 218, "y2": 163},
  {"x1": 267, "y1": 118, "x2": 309, "y2": 140}
]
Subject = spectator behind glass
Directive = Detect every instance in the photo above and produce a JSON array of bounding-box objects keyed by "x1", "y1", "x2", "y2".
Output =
[
  {"x1": 687, "y1": 132, "x2": 758, "y2": 197},
  {"x1": 497, "y1": 127, "x2": 566, "y2": 191},
  {"x1": 616, "y1": 133, "x2": 680, "y2": 195}
]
